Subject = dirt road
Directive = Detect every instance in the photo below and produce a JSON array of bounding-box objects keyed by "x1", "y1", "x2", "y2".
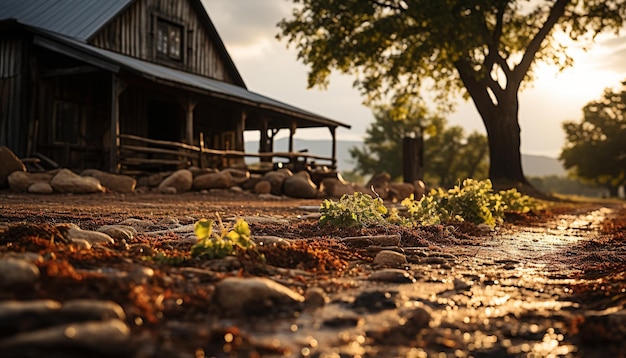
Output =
[{"x1": 0, "y1": 191, "x2": 625, "y2": 357}]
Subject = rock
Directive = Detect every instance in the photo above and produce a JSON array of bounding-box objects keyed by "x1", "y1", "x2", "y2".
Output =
[
  {"x1": 50, "y1": 169, "x2": 105, "y2": 194},
  {"x1": 97, "y1": 225, "x2": 137, "y2": 241},
  {"x1": 262, "y1": 171, "x2": 290, "y2": 196},
  {"x1": 158, "y1": 186, "x2": 177, "y2": 194},
  {"x1": 28, "y1": 181, "x2": 53, "y2": 194},
  {"x1": 81, "y1": 169, "x2": 136, "y2": 193},
  {"x1": 60, "y1": 300, "x2": 126, "y2": 322},
  {"x1": 369, "y1": 269, "x2": 415, "y2": 283},
  {"x1": 157, "y1": 169, "x2": 192, "y2": 193},
  {"x1": 342, "y1": 234, "x2": 401, "y2": 247},
  {"x1": 192, "y1": 171, "x2": 232, "y2": 190},
  {"x1": 118, "y1": 219, "x2": 155, "y2": 232},
  {"x1": 221, "y1": 168, "x2": 250, "y2": 185},
  {"x1": 0, "y1": 319, "x2": 131, "y2": 355},
  {"x1": 62, "y1": 224, "x2": 114, "y2": 245},
  {"x1": 352, "y1": 290, "x2": 397, "y2": 312},
  {"x1": 282, "y1": 171, "x2": 319, "y2": 199},
  {"x1": 366, "y1": 172, "x2": 391, "y2": 199},
  {"x1": 304, "y1": 287, "x2": 328, "y2": 310},
  {"x1": 414, "y1": 179, "x2": 427, "y2": 198},
  {"x1": 320, "y1": 178, "x2": 355, "y2": 198},
  {"x1": 214, "y1": 277, "x2": 305, "y2": 315},
  {"x1": 0, "y1": 146, "x2": 25, "y2": 188},
  {"x1": 254, "y1": 180, "x2": 272, "y2": 195},
  {"x1": 70, "y1": 239, "x2": 92, "y2": 250},
  {"x1": 137, "y1": 172, "x2": 170, "y2": 188},
  {"x1": 7, "y1": 171, "x2": 31, "y2": 192},
  {"x1": 241, "y1": 174, "x2": 262, "y2": 191},
  {"x1": 373, "y1": 250, "x2": 408, "y2": 267},
  {"x1": 389, "y1": 182, "x2": 416, "y2": 201},
  {"x1": 0, "y1": 258, "x2": 40, "y2": 288}
]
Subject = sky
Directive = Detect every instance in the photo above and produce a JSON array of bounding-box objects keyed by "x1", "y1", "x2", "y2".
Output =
[{"x1": 201, "y1": 1, "x2": 626, "y2": 158}]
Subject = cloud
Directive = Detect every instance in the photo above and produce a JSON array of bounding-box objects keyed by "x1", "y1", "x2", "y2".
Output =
[{"x1": 201, "y1": 0, "x2": 291, "y2": 46}]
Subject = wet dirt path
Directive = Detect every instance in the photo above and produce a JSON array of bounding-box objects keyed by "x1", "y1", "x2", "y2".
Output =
[{"x1": 231, "y1": 206, "x2": 620, "y2": 357}]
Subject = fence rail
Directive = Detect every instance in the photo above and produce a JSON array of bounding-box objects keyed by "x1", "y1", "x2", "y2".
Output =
[{"x1": 118, "y1": 133, "x2": 336, "y2": 173}]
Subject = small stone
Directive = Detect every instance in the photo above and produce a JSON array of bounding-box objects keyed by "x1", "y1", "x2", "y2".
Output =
[
  {"x1": 453, "y1": 278, "x2": 471, "y2": 291},
  {"x1": 304, "y1": 287, "x2": 328, "y2": 309},
  {"x1": 158, "y1": 186, "x2": 178, "y2": 194},
  {"x1": 369, "y1": 269, "x2": 415, "y2": 283},
  {"x1": 129, "y1": 244, "x2": 153, "y2": 256},
  {"x1": 254, "y1": 180, "x2": 272, "y2": 195},
  {"x1": 0, "y1": 319, "x2": 131, "y2": 355},
  {"x1": 373, "y1": 250, "x2": 407, "y2": 267},
  {"x1": 214, "y1": 277, "x2": 305, "y2": 315},
  {"x1": 62, "y1": 224, "x2": 114, "y2": 245},
  {"x1": 252, "y1": 235, "x2": 292, "y2": 248},
  {"x1": 352, "y1": 290, "x2": 397, "y2": 312},
  {"x1": 28, "y1": 182, "x2": 54, "y2": 194},
  {"x1": 97, "y1": 225, "x2": 137, "y2": 241},
  {"x1": 0, "y1": 258, "x2": 40, "y2": 288},
  {"x1": 71, "y1": 238, "x2": 92, "y2": 250}
]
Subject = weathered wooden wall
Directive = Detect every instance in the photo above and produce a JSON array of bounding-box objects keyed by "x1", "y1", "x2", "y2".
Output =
[
  {"x1": 0, "y1": 30, "x2": 27, "y2": 156},
  {"x1": 91, "y1": 0, "x2": 238, "y2": 84}
]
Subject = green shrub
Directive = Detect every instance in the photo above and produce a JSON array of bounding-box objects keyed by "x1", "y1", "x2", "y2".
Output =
[
  {"x1": 320, "y1": 192, "x2": 389, "y2": 228},
  {"x1": 190, "y1": 218, "x2": 253, "y2": 259}
]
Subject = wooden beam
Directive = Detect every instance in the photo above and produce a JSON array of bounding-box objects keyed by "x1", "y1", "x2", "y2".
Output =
[{"x1": 41, "y1": 66, "x2": 101, "y2": 78}]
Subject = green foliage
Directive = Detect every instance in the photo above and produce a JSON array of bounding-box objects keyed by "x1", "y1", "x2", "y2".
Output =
[
  {"x1": 320, "y1": 192, "x2": 389, "y2": 228},
  {"x1": 320, "y1": 179, "x2": 538, "y2": 229},
  {"x1": 349, "y1": 104, "x2": 489, "y2": 186},
  {"x1": 401, "y1": 179, "x2": 538, "y2": 228},
  {"x1": 190, "y1": 218, "x2": 253, "y2": 259},
  {"x1": 278, "y1": 1, "x2": 626, "y2": 183},
  {"x1": 147, "y1": 251, "x2": 189, "y2": 265},
  {"x1": 560, "y1": 83, "x2": 626, "y2": 196}
]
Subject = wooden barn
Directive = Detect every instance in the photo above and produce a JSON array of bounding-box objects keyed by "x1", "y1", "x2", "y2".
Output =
[{"x1": 0, "y1": 0, "x2": 350, "y2": 174}]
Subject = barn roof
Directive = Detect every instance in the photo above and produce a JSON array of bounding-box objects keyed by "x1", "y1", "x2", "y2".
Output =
[{"x1": 0, "y1": 0, "x2": 133, "y2": 41}]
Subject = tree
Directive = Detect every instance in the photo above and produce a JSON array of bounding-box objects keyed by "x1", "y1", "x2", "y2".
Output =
[
  {"x1": 560, "y1": 84, "x2": 626, "y2": 197},
  {"x1": 349, "y1": 105, "x2": 488, "y2": 187},
  {"x1": 278, "y1": 0, "x2": 626, "y2": 186}
]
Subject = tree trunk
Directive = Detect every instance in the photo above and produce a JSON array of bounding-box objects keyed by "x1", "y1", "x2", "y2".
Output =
[{"x1": 482, "y1": 99, "x2": 528, "y2": 186}]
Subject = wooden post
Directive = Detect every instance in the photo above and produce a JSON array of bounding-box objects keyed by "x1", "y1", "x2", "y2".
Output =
[
  {"x1": 288, "y1": 121, "x2": 297, "y2": 153},
  {"x1": 328, "y1": 126, "x2": 337, "y2": 170},
  {"x1": 402, "y1": 132, "x2": 424, "y2": 183},
  {"x1": 199, "y1": 132, "x2": 205, "y2": 169},
  {"x1": 109, "y1": 74, "x2": 120, "y2": 173},
  {"x1": 184, "y1": 99, "x2": 197, "y2": 145}
]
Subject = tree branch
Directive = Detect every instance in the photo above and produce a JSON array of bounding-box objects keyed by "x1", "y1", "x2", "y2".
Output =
[{"x1": 512, "y1": 0, "x2": 571, "y2": 88}]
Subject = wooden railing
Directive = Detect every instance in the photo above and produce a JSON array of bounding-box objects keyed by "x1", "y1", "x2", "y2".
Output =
[{"x1": 118, "y1": 134, "x2": 336, "y2": 173}]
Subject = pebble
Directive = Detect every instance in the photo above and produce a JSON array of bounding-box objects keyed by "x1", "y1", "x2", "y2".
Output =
[
  {"x1": 369, "y1": 269, "x2": 416, "y2": 283},
  {"x1": 253, "y1": 235, "x2": 292, "y2": 248},
  {"x1": 63, "y1": 224, "x2": 114, "y2": 245},
  {"x1": 352, "y1": 290, "x2": 397, "y2": 312},
  {"x1": 214, "y1": 277, "x2": 305, "y2": 315},
  {"x1": 97, "y1": 225, "x2": 137, "y2": 241},
  {"x1": 373, "y1": 250, "x2": 408, "y2": 267},
  {"x1": 304, "y1": 287, "x2": 328, "y2": 309},
  {"x1": 0, "y1": 319, "x2": 131, "y2": 355},
  {"x1": 0, "y1": 258, "x2": 40, "y2": 288},
  {"x1": 70, "y1": 238, "x2": 92, "y2": 250}
]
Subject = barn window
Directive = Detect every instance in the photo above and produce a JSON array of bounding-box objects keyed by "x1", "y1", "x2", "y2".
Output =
[{"x1": 156, "y1": 19, "x2": 182, "y2": 61}]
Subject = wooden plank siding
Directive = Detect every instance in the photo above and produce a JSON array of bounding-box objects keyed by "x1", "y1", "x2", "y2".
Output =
[
  {"x1": 0, "y1": 30, "x2": 27, "y2": 156},
  {"x1": 91, "y1": 0, "x2": 237, "y2": 84}
]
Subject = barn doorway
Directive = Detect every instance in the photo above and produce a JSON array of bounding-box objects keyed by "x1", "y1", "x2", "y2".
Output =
[{"x1": 147, "y1": 100, "x2": 181, "y2": 142}]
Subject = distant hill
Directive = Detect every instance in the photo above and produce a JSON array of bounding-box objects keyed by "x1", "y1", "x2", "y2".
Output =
[{"x1": 245, "y1": 138, "x2": 566, "y2": 177}]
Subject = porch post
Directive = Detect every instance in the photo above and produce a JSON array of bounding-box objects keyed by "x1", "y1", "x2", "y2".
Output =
[
  {"x1": 184, "y1": 99, "x2": 197, "y2": 145},
  {"x1": 329, "y1": 126, "x2": 337, "y2": 169},
  {"x1": 288, "y1": 121, "x2": 297, "y2": 153},
  {"x1": 109, "y1": 74, "x2": 120, "y2": 173},
  {"x1": 236, "y1": 110, "x2": 246, "y2": 151}
]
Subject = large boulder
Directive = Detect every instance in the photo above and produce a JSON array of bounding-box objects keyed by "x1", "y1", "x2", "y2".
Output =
[
  {"x1": 81, "y1": 169, "x2": 136, "y2": 193},
  {"x1": 157, "y1": 169, "x2": 192, "y2": 194},
  {"x1": 389, "y1": 182, "x2": 416, "y2": 202},
  {"x1": 262, "y1": 170, "x2": 291, "y2": 196},
  {"x1": 192, "y1": 171, "x2": 232, "y2": 190},
  {"x1": 282, "y1": 171, "x2": 319, "y2": 199},
  {"x1": 0, "y1": 147, "x2": 26, "y2": 189},
  {"x1": 8, "y1": 172, "x2": 55, "y2": 192},
  {"x1": 319, "y1": 177, "x2": 355, "y2": 198},
  {"x1": 366, "y1": 173, "x2": 391, "y2": 200},
  {"x1": 221, "y1": 168, "x2": 250, "y2": 186},
  {"x1": 50, "y1": 169, "x2": 105, "y2": 194}
]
